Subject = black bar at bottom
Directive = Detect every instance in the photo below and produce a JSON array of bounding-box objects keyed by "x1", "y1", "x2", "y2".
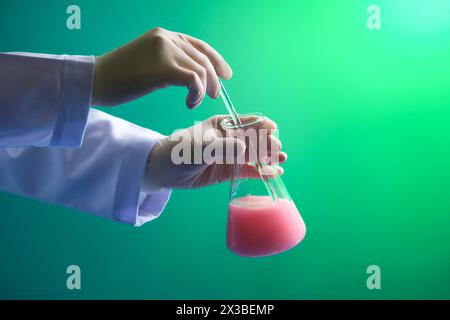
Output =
[{"x1": 0, "y1": 299, "x2": 443, "y2": 318}]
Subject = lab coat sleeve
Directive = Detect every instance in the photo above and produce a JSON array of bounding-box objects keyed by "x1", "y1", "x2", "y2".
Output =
[
  {"x1": 0, "y1": 109, "x2": 172, "y2": 226},
  {"x1": 0, "y1": 52, "x2": 93, "y2": 148}
]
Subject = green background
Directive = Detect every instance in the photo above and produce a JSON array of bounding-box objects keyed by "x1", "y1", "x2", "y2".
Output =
[{"x1": 1, "y1": 0, "x2": 450, "y2": 299}]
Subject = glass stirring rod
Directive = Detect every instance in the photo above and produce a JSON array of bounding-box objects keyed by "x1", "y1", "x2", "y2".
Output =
[
  {"x1": 219, "y1": 80, "x2": 241, "y2": 126},
  {"x1": 218, "y1": 80, "x2": 276, "y2": 201}
]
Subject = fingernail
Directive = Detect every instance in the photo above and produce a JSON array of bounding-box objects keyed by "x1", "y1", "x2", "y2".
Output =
[{"x1": 227, "y1": 67, "x2": 233, "y2": 79}]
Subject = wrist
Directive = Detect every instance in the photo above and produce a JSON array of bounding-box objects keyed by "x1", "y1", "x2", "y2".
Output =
[
  {"x1": 91, "y1": 55, "x2": 103, "y2": 106},
  {"x1": 142, "y1": 137, "x2": 169, "y2": 193}
]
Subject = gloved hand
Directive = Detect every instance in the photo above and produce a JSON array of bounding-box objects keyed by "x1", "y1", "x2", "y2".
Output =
[
  {"x1": 142, "y1": 115, "x2": 287, "y2": 192},
  {"x1": 92, "y1": 27, "x2": 232, "y2": 108}
]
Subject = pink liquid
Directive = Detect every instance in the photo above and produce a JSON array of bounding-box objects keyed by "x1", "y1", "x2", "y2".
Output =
[{"x1": 227, "y1": 196, "x2": 306, "y2": 257}]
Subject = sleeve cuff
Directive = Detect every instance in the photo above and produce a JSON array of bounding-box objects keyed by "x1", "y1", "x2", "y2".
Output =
[
  {"x1": 135, "y1": 189, "x2": 172, "y2": 226},
  {"x1": 112, "y1": 127, "x2": 172, "y2": 226},
  {"x1": 51, "y1": 55, "x2": 95, "y2": 147}
]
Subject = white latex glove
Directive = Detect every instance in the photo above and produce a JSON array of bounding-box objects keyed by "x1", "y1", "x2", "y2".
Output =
[
  {"x1": 142, "y1": 115, "x2": 287, "y2": 192},
  {"x1": 92, "y1": 27, "x2": 232, "y2": 108}
]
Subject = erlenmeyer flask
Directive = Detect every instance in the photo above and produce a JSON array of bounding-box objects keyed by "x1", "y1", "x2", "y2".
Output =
[{"x1": 221, "y1": 113, "x2": 306, "y2": 257}]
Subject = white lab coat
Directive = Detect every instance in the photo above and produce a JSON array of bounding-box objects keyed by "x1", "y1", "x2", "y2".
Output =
[{"x1": 0, "y1": 52, "x2": 171, "y2": 226}]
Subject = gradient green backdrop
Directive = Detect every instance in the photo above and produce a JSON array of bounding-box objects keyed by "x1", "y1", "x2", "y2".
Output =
[{"x1": 1, "y1": 0, "x2": 449, "y2": 299}]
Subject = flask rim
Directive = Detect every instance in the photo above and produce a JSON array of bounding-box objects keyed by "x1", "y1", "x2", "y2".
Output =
[{"x1": 220, "y1": 112, "x2": 266, "y2": 130}]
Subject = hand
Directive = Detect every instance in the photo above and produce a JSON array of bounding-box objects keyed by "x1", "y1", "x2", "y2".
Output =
[
  {"x1": 92, "y1": 27, "x2": 232, "y2": 108},
  {"x1": 142, "y1": 115, "x2": 287, "y2": 192}
]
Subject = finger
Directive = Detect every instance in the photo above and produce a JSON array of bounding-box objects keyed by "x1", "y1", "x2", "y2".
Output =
[
  {"x1": 235, "y1": 115, "x2": 278, "y2": 133},
  {"x1": 240, "y1": 164, "x2": 284, "y2": 179},
  {"x1": 177, "y1": 40, "x2": 220, "y2": 98},
  {"x1": 176, "y1": 53, "x2": 209, "y2": 108},
  {"x1": 235, "y1": 129, "x2": 282, "y2": 163},
  {"x1": 172, "y1": 66, "x2": 205, "y2": 109},
  {"x1": 258, "y1": 117, "x2": 278, "y2": 133},
  {"x1": 260, "y1": 150, "x2": 287, "y2": 166},
  {"x1": 272, "y1": 165, "x2": 285, "y2": 176},
  {"x1": 275, "y1": 165, "x2": 285, "y2": 175},
  {"x1": 209, "y1": 114, "x2": 230, "y2": 130},
  {"x1": 268, "y1": 135, "x2": 282, "y2": 154},
  {"x1": 179, "y1": 33, "x2": 233, "y2": 79},
  {"x1": 239, "y1": 165, "x2": 261, "y2": 179},
  {"x1": 279, "y1": 151, "x2": 287, "y2": 163}
]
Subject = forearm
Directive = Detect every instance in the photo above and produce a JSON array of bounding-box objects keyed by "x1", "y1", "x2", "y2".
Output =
[
  {"x1": 0, "y1": 109, "x2": 171, "y2": 226},
  {"x1": 0, "y1": 52, "x2": 94, "y2": 148}
]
